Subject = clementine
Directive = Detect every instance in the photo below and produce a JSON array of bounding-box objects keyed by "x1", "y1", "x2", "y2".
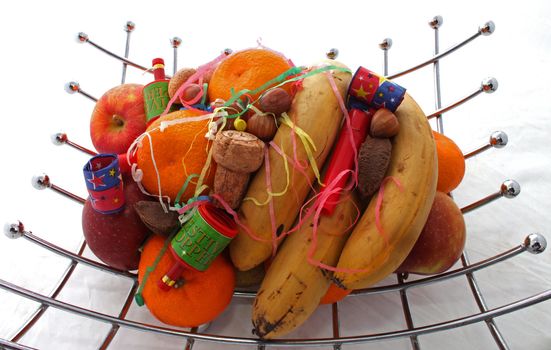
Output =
[
  {"x1": 138, "y1": 235, "x2": 235, "y2": 327},
  {"x1": 320, "y1": 283, "x2": 352, "y2": 305},
  {"x1": 208, "y1": 48, "x2": 294, "y2": 103},
  {"x1": 136, "y1": 109, "x2": 215, "y2": 204},
  {"x1": 433, "y1": 131, "x2": 465, "y2": 193}
]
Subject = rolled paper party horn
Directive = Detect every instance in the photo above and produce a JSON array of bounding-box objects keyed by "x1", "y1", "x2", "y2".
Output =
[
  {"x1": 348, "y1": 67, "x2": 406, "y2": 112},
  {"x1": 321, "y1": 108, "x2": 372, "y2": 216},
  {"x1": 158, "y1": 202, "x2": 238, "y2": 291},
  {"x1": 83, "y1": 154, "x2": 125, "y2": 214}
]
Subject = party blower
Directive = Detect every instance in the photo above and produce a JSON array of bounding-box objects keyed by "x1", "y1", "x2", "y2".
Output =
[{"x1": 158, "y1": 202, "x2": 238, "y2": 291}]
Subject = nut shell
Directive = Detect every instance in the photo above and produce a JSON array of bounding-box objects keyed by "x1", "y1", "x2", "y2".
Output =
[
  {"x1": 168, "y1": 68, "x2": 197, "y2": 100},
  {"x1": 259, "y1": 88, "x2": 292, "y2": 116},
  {"x1": 246, "y1": 114, "x2": 278, "y2": 142},
  {"x1": 357, "y1": 136, "x2": 392, "y2": 198},
  {"x1": 212, "y1": 131, "x2": 265, "y2": 173},
  {"x1": 370, "y1": 108, "x2": 400, "y2": 138},
  {"x1": 180, "y1": 84, "x2": 202, "y2": 102},
  {"x1": 134, "y1": 201, "x2": 180, "y2": 236}
]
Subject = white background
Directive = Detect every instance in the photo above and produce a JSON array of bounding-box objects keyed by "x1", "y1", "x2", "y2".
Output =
[{"x1": 1, "y1": 0, "x2": 550, "y2": 349}]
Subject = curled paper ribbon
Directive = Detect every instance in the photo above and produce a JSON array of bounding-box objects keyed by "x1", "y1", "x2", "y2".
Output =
[{"x1": 83, "y1": 154, "x2": 125, "y2": 214}]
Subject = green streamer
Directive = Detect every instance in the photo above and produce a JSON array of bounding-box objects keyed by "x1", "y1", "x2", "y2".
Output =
[
  {"x1": 222, "y1": 65, "x2": 351, "y2": 117},
  {"x1": 134, "y1": 230, "x2": 177, "y2": 306},
  {"x1": 174, "y1": 174, "x2": 200, "y2": 208}
]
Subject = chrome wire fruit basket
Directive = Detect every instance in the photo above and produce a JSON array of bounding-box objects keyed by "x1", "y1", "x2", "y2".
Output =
[{"x1": 1, "y1": 14, "x2": 550, "y2": 350}]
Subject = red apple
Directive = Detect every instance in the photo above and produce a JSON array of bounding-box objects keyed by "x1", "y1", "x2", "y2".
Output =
[
  {"x1": 90, "y1": 83, "x2": 146, "y2": 155},
  {"x1": 82, "y1": 176, "x2": 151, "y2": 271},
  {"x1": 396, "y1": 192, "x2": 466, "y2": 275}
]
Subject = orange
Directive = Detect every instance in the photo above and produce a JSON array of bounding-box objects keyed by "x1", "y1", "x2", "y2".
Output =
[
  {"x1": 319, "y1": 283, "x2": 352, "y2": 305},
  {"x1": 136, "y1": 109, "x2": 215, "y2": 203},
  {"x1": 138, "y1": 235, "x2": 235, "y2": 327},
  {"x1": 433, "y1": 131, "x2": 465, "y2": 193},
  {"x1": 208, "y1": 48, "x2": 294, "y2": 102}
]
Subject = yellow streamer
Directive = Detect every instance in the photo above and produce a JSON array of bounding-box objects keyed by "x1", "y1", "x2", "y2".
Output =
[
  {"x1": 279, "y1": 112, "x2": 324, "y2": 186},
  {"x1": 243, "y1": 142, "x2": 291, "y2": 206}
]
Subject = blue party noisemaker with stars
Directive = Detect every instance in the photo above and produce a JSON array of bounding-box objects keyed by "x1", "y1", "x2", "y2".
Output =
[
  {"x1": 348, "y1": 66, "x2": 406, "y2": 112},
  {"x1": 83, "y1": 154, "x2": 126, "y2": 214}
]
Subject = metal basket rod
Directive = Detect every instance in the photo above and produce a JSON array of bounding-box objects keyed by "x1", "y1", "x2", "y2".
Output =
[
  {"x1": 21, "y1": 228, "x2": 136, "y2": 280},
  {"x1": 0, "y1": 338, "x2": 37, "y2": 350},
  {"x1": 1, "y1": 277, "x2": 549, "y2": 348},
  {"x1": 383, "y1": 39, "x2": 421, "y2": 350},
  {"x1": 121, "y1": 21, "x2": 134, "y2": 85},
  {"x1": 462, "y1": 252, "x2": 510, "y2": 349},
  {"x1": 386, "y1": 21, "x2": 494, "y2": 80},
  {"x1": 431, "y1": 15, "x2": 445, "y2": 133},
  {"x1": 233, "y1": 238, "x2": 529, "y2": 299},
  {"x1": 98, "y1": 281, "x2": 139, "y2": 350},
  {"x1": 9, "y1": 240, "x2": 87, "y2": 343}
]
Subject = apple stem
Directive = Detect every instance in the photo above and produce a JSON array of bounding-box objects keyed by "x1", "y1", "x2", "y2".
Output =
[{"x1": 113, "y1": 115, "x2": 125, "y2": 127}]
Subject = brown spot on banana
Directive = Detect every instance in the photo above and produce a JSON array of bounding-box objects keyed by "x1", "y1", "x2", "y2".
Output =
[{"x1": 253, "y1": 306, "x2": 296, "y2": 338}]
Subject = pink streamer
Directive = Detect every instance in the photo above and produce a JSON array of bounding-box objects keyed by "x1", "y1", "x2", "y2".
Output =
[
  {"x1": 268, "y1": 141, "x2": 316, "y2": 194},
  {"x1": 161, "y1": 53, "x2": 228, "y2": 116},
  {"x1": 176, "y1": 199, "x2": 209, "y2": 215},
  {"x1": 286, "y1": 113, "x2": 309, "y2": 171},
  {"x1": 177, "y1": 81, "x2": 205, "y2": 110},
  {"x1": 305, "y1": 174, "x2": 365, "y2": 274},
  {"x1": 324, "y1": 71, "x2": 359, "y2": 187},
  {"x1": 263, "y1": 146, "x2": 279, "y2": 257},
  {"x1": 210, "y1": 193, "x2": 272, "y2": 243}
]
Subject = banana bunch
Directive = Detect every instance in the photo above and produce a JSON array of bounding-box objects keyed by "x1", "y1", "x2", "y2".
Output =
[
  {"x1": 333, "y1": 94, "x2": 437, "y2": 290},
  {"x1": 231, "y1": 61, "x2": 437, "y2": 338},
  {"x1": 252, "y1": 193, "x2": 360, "y2": 338},
  {"x1": 230, "y1": 61, "x2": 352, "y2": 271}
]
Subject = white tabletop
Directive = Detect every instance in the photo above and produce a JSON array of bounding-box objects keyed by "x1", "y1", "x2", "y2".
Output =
[{"x1": 1, "y1": 1, "x2": 550, "y2": 349}]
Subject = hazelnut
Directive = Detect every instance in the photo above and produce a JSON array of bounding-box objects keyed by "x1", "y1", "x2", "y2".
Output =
[
  {"x1": 168, "y1": 67, "x2": 197, "y2": 99},
  {"x1": 246, "y1": 113, "x2": 278, "y2": 142},
  {"x1": 370, "y1": 108, "x2": 400, "y2": 138},
  {"x1": 259, "y1": 88, "x2": 292, "y2": 116},
  {"x1": 179, "y1": 83, "x2": 202, "y2": 103}
]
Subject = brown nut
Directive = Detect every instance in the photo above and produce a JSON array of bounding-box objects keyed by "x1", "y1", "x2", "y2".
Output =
[
  {"x1": 259, "y1": 88, "x2": 292, "y2": 116},
  {"x1": 370, "y1": 108, "x2": 400, "y2": 138},
  {"x1": 246, "y1": 113, "x2": 278, "y2": 142},
  {"x1": 168, "y1": 67, "x2": 197, "y2": 99},
  {"x1": 178, "y1": 83, "x2": 202, "y2": 103},
  {"x1": 134, "y1": 201, "x2": 180, "y2": 236},
  {"x1": 212, "y1": 130, "x2": 265, "y2": 173},
  {"x1": 357, "y1": 136, "x2": 392, "y2": 198}
]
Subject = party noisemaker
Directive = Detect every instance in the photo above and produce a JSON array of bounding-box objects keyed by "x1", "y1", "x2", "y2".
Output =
[
  {"x1": 158, "y1": 202, "x2": 238, "y2": 291},
  {"x1": 83, "y1": 153, "x2": 125, "y2": 214},
  {"x1": 143, "y1": 58, "x2": 172, "y2": 125},
  {"x1": 348, "y1": 66, "x2": 406, "y2": 112}
]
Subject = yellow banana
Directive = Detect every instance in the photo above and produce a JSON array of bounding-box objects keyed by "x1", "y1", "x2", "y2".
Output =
[
  {"x1": 230, "y1": 62, "x2": 352, "y2": 271},
  {"x1": 252, "y1": 193, "x2": 359, "y2": 339},
  {"x1": 333, "y1": 94, "x2": 437, "y2": 290}
]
